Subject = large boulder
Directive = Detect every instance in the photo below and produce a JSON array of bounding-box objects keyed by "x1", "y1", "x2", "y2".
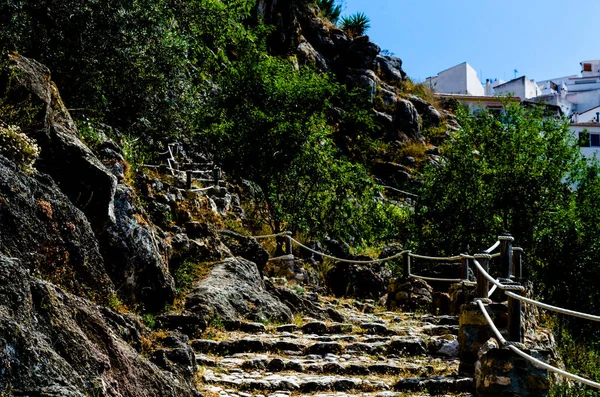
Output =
[
  {"x1": 0, "y1": 154, "x2": 113, "y2": 298},
  {"x1": 98, "y1": 185, "x2": 176, "y2": 312},
  {"x1": 185, "y1": 257, "x2": 292, "y2": 323},
  {"x1": 387, "y1": 277, "x2": 433, "y2": 312},
  {"x1": 2, "y1": 54, "x2": 118, "y2": 231},
  {"x1": 0, "y1": 255, "x2": 198, "y2": 396},
  {"x1": 375, "y1": 55, "x2": 407, "y2": 83}
]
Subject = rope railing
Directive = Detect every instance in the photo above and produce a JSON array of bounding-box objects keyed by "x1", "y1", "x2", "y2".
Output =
[
  {"x1": 288, "y1": 236, "x2": 408, "y2": 264},
  {"x1": 408, "y1": 252, "x2": 463, "y2": 262},
  {"x1": 473, "y1": 259, "x2": 525, "y2": 292},
  {"x1": 484, "y1": 240, "x2": 501, "y2": 254},
  {"x1": 409, "y1": 274, "x2": 464, "y2": 283},
  {"x1": 250, "y1": 227, "x2": 598, "y2": 391},
  {"x1": 379, "y1": 185, "x2": 419, "y2": 199},
  {"x1": 505, "y1": 291, "x2": 600, "y2": 323},
  {"x1": 477, "y1": 299, "x2": 600, "y2": 390}
]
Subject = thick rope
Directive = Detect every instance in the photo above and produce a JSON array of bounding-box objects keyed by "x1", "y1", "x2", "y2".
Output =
[
  {"x1": 490, "y1": 252, "x2": 501, "y2": 258},
  {"x1": 505, "y1": 291, "x2": 600, "y2": 322},
  {"x1": 379, "y1": 185, "x2": 419, "y2": 198},
  {"x1": 488, "y1": 284, "x2": 498, "y2": 296},
  {"x1": 484, "y1": 240, "x2": 501, "y2": 254},
  {"x1": 473, "y1": 260, "x2": 526, "y2": 291},
  {"x1": 477, "y1": 300, "x2": 600, "y2": 389},
  {"x1": 268, "y1": 254, "x2": 295, "y2": 262},
  {"x1": 498, "y1": 235, "x2": 515, "y2": 241},
  {"x1": 252, "y1": 231, "x2": 292, "y2": 240},
  {"x1": 188, "y1": 186, "x2": 215, "y2": 192},
  {"x1": 410, "y1": 274, "x2": 465, "y2": 283},
  {"x1": 408, "y1": 252, "x2": 463, "y2": 262},
  {"x1": 288, "y1": 236, "x2": 408, "y2": 264},
  {"x1": 476, "y1": 299, "x2": 507, "y2": 344},
  {"x1": 506, "y1": 345, "x2": 600, "y2": 389}
]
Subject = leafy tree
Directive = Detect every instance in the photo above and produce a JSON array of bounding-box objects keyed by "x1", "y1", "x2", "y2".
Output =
[
  {"x1": 340, "y1": 12, "x2": 371, "y2": 38},
  {"x1": 203, "y1": 55, "x2": 406, "y2": 243},
  {"x1": 316, "y1": 0, "x2": 344, "y2": 24},
  {"x1": 0, "y1": 0, "x2": 256, "y2": 142},
  {"x1": 413, "y1": 102, "x2": 583, "y2": 257}
]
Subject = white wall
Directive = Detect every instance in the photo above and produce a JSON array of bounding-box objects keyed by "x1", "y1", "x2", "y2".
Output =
[
  {"x1": 570, "y1": 124, "x2": 600, "y2": 159},
  {"x1": 493, "y1": 77, "x2": 540, "y2": 99},
  {"x1": 577, "y1": 107, "x2": 600, "y2": 123},
  {"x1": 425, "y1": 62, "x2": 484, "y2": 96}
]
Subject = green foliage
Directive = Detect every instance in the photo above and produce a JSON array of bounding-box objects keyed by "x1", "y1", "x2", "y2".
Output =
[
  {"x1": 204, "y1": 55, "x2": 405, "y2": 243},
  {"x1": 316, "y1": 0, "x2": 344, "y2": 23},
  {"x1": 0, "y1": 124, "x2": 40, "y2": 172},
  {"x1": 0, "y1": 0, "x2": 257, "y2": 142},
  {"x1": 340, "y1": 12, "x2": 371, "y2": 38},
  {"x1": 414, "y1": 102, "x2": 582, "y2": 256},
  {"x1": 143, "y1": 313, "x2": 157, "y2": 330},
  {"x1": 549, "y1": 322, "x2": 600, "y2": 396}
]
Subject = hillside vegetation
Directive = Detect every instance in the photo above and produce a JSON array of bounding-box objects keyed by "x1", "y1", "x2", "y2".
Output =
[{"x1": 1, "y1": 0, "x2": 600, "y2": 395}]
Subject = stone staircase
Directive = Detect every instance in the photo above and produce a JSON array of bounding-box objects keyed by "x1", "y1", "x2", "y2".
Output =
[{"x1": 194, "y1": 296, "x2": 473, "y2": 397}]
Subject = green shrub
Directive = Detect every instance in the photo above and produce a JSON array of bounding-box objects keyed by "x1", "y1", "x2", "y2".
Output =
[
  {"x1": 0, "y1": 124, "x2": 40, "y2": 172},
  {"x1": 340, "y1": 12, "x2": 371, "y2": 38}
]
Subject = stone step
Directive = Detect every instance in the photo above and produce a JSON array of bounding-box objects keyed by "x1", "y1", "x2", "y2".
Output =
[
  {"x1": 196, "y1": 352, "x2": 460, "y2": 378},
  {"x1": 201, "y1": 369, "x2": 396, "y2": 393},
  {"x1": 202, "y1": 369, "x2": 472, "y2": 395},
  {"x1": 191, "y1": 332, "x2": 458, "y2": 359},
  {"x1": 202, "y1": 385, "x2": 472, "y2": 397},
  {"x1": 395, "y1": 376, "x2": 474, "y2": 395},
  {"x1": 202, "y1": 386, "x2": 472, "y2": 397}
]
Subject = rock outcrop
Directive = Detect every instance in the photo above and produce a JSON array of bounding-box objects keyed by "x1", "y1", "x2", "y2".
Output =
[
  {"x1": 0, "y1": 154, "x2": 113, "y2": 298},
  {"x1": 2, "y1": 54, "x2": 117, "y2": 231},
  {"x1": 0, "y1": 255, "x2": 198, "y2": 396},
  {"x1": 185, "y1": 257, "x2": 293, "y2": 324},
  {"x1": 256, "y1": 0, "x2": 439, "y2": 149}
]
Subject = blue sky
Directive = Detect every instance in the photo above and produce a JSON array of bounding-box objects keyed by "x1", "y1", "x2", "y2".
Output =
[{"x1": 341, "y1": 0, "x2": 600, "y2": 83}]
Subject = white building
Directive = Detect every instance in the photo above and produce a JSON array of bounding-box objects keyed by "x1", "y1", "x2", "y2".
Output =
[
  {"x1": 571, "y1": 123, "x2": 600, "y2": 159},
  {"x1": 493, "y1": 76, "x2": 541, "y2": 99},
  {"x1": 424, "y1": 62, "x2": 485, "y2": 96},
  {"x1": 428, "y1": 59, "x2": 600, "y2": 159}
]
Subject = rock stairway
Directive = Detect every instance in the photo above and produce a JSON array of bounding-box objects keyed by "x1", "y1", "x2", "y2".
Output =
[{"x1": 195, "y1": 298, "x2": 473, "y2": 397}]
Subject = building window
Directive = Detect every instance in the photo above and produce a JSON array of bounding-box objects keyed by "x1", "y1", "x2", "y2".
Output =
[
  {"x1": 591, "y1": 133, "x2": 600, "y2": 147},
  {"x1": 583, "y1": 63, "x2": 593, "y2": 72}
]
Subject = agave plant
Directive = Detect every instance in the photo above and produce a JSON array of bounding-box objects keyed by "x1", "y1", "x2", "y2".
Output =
[
  {"x1": 316, "y1": 0, "x2": 343, "y2": 24},
  {"x1": 340, "y1": 12, "x2": 371, "y2": 38}
]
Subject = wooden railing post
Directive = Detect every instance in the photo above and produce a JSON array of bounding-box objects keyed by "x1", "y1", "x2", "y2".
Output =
[
  {"x1": 403, "y1": 252, "x2": 411, "y2": 279},
  {"x1": 474, "y1": 253, "x2": 490, "y2": 298},
  {"x1": 213, "y1": 167, "x2": 221, "y2": 186},
  {"x1": 186, "y1": 170, "x2": 192, "y2": 190},
  {"x1": 285, "y1": 236, "x2": 293, "y2": 256},
  {"x1": 507, "y1": 283, "x2": 524, "y2": 343},
  {"x1": 461, "y1": 254, "x2": 470, "y2": 280},
  {"x1": 512, "y1": 247, "x2": 523, "y2": 281},
  {"x1": 499, "y1": 234, "x2": 514, "y2": 278}
]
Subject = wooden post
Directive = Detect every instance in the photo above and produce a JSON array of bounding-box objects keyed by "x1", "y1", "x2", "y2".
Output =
[
  {"x1": 507, "y1": 283, "x2": 523, "y2": 343},
  {"x1": 213, "y1": 167, "x2": 221, "y2": 186},
  {"x1": 474, "y1": 254, "x2": 490, "y2": 299},
  {"x1": 285, "y1": 236, "x2": 293, "y2": 256},
  {"x1": 461, "y1": 254, "x2": 470, "y2": 280},
  {"x1": 512, "y1": 247, "x2": 523, "y2": 281},
  {"x1": 499, "y1": 234, "x2": 514, "y2": 278},
  {"x1": 403, "y1": 252, "x2": 411, "y2": 279},
  {"x1": 186, "y1": 170, "x2": 192, "y2": 190}
]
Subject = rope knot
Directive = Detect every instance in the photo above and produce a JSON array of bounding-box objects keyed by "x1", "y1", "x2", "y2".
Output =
[
  {"x1": 474, "y1": 253, "x2": 492, "y2": 259},
  {"x1": 498, "y1": 235, "x2": 515, "y2": 241}
]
